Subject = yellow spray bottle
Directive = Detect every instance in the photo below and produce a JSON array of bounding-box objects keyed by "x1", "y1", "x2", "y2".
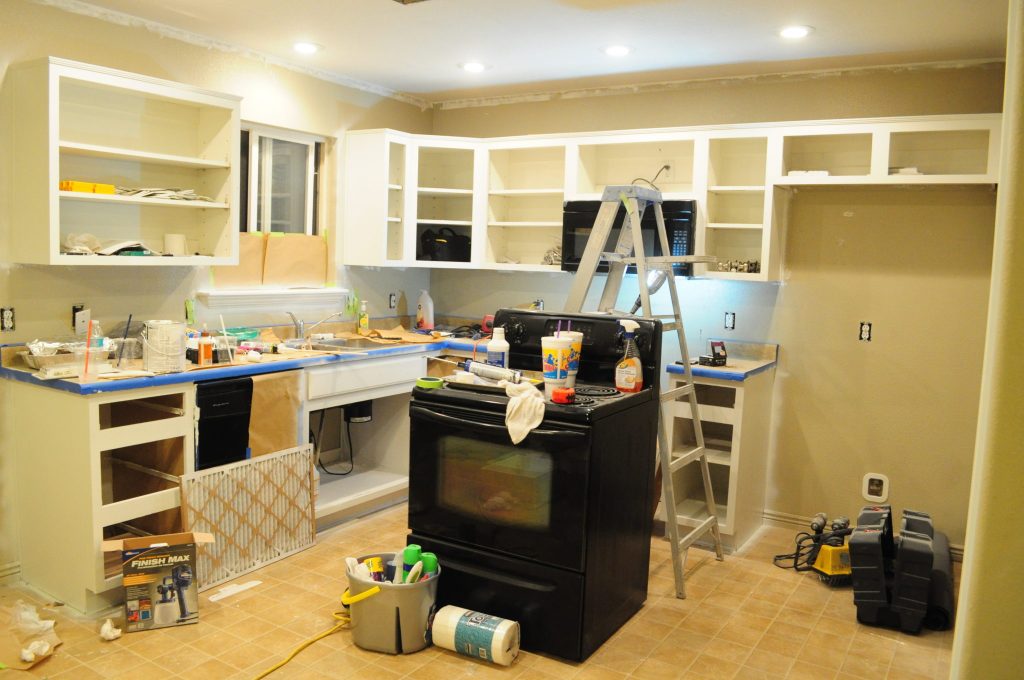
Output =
[{"x1": 615, "y1": 319, "x2": 643, "y2": 393}]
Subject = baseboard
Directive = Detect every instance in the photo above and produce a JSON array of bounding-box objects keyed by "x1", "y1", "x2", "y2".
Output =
[
  {"x1": 762, "y1": 509, "x2": 965, "y2": 562},
  {"x1": 0, "y1": 560, "x2": 21, "y2": 580}
]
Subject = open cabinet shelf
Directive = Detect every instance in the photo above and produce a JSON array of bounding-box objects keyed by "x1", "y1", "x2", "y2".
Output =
[{"x1": 7, "y1": 57, "x2": 241, "y2": 265}]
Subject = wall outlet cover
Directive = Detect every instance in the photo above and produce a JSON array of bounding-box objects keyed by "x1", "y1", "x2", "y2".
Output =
[
  {"x1": 724, "y1": 312, "x2": 736, "y2": 330},
  {"x1": 388, "y1": 292, "x2": 398, "y2": 309},
  {"x1": 1, "y1": 308, "x2": 14, "y2": 332},
  {"x1": 859, "y1": 321, "x2": 872, "y2": 341},
  {"x1": 75, "y1": 308, "x2": 91, "y2": 335},
  {"x1": 862, "y1": 472, "x2": 889, "y2": 502}
]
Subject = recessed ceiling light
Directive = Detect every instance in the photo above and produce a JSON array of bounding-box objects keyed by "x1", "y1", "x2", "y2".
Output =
[
  {"x1": 604, "y1": 45, "x2": 632, "y2": 57},
  {"x1": 293, "y1": 42, "x2": 322, "y2": 55},
  {"x1": 779, "y1": 25, "x2": 813, "y2": 39},
  {"x1": 460, "y1": 61, "x2": 487, "y2": 73}
]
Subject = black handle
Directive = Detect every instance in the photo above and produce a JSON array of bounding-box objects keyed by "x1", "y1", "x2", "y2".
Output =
[
  {"x1": 410, "y1": 403, "x2": 585, "y2": 441},
  {"x1": 440, "y1": 557, "x2": 556, "y2": 593}
]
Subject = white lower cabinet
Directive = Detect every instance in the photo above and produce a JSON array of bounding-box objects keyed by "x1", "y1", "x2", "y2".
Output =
[
  {"x1": 663, "y1": 362, "x2": 776, "y2": 552},
  {"x1": 10, "y1": 382, "x2": 194, "y2": 613},
  {"x1": 302, "y1": 354, "x2": 426, "y2": 528}
]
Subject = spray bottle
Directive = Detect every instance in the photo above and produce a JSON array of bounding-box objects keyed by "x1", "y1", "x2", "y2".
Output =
[{"x1": 615, "y1": 319, "x2": 643, "y2": 393}]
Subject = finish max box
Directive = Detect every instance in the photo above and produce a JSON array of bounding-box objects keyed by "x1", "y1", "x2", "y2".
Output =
[{"x1": 102, "y1": 532, "x2": 214, "y2": 632}]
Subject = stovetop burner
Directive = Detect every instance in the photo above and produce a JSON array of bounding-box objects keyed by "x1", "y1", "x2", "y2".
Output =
[
  {"x1": 569, "y1": 396, "x2": 597, "y2": 407},
  {"x1": 573, "y1": 385, "x2": 620, "y2": 398}
]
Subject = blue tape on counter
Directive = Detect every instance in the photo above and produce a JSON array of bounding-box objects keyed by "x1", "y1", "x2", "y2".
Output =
[{"x1": 453, "y1": 610, "x2": 504, "y2": 662}]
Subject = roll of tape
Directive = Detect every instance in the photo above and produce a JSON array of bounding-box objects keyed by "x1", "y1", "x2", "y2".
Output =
[
  {"x1": 431, "y1": 605, "x2": 520, "y2": 666},
  {"x1": 415, "y1": 377, "x2": 443, "y2": 389},
  {"x1": 163, "y1": 233, "x2": 187, "y2": 256}
]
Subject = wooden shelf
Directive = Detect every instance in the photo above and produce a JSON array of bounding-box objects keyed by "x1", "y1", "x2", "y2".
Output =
[
  {"x1": 60, "y1": 141, "x2": 229, "y2": 168},
  {"x1": 488, "y1": 221, "x2": 562, "y2": 228},
  {"x1": 489, "y1": 189, "x2": 563, "y2": 196},
  {"x1": 418, "y1": 187, "x2": 474, "y2": 196},
  {"x1": 416, "y1": 219, "x2": 472, "y2": 226},
  {"x1": 59, "y1": 191, "x2": 228, "y2": 209}
]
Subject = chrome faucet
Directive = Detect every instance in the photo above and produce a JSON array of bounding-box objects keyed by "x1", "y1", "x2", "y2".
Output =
[
  {"x1": 286, "y1": 311, "x2": 303, "y2": 339},
  {"x1": 306, "y1": 311, "x2": 346, "y2": 337}
]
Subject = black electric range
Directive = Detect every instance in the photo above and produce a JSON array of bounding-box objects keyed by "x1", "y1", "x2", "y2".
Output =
[{"x1": 407, "y1": 309, "x2": 662, "y2": 662}]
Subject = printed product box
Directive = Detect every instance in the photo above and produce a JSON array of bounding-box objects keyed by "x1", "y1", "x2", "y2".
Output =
[{"x1": 101, "y1": 532, "x2": 214, "y2": 632}]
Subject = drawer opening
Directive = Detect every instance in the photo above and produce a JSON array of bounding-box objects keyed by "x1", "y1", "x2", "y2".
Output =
[
  {"x1": 99, "y1": 393, "x2": 185, "y2": 430},
  {"x1": 102, "y1": 508, "x2": 183, "y2": 579},
  {"x1": 694, "y1": 384, "x2": 736, "y2": 408},
  {"x1": 101, "y1": 437, "x2": 184, "y2": 505}
]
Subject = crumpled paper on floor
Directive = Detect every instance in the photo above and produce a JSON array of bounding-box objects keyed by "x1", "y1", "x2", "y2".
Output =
[{"x1": 0, "y1": 601, "x2": 63, "y2": 670}]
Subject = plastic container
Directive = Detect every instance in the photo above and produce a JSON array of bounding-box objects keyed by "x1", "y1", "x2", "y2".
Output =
[
  {"x1": 486, "y1": 327, "x2": 509, "y2": 368},
  {"x1": 358, "y1": 300, "x2": 370, "y2": 333},
  {"x1": 556, "y1": 330, "x2": 583, "y2": 387},
  {"x1": 73, "y1": 346, "x2": 108, "y2": 380},
  {"x1": 541, "y1": 335, "x2": 572, "y2": 399},
  {"x1": 615, "y1": 319, "x2": 643, "y2": 393},
  {"x1": 416, "y1": 290, "x2": 434, "y2": 330},
  {"x1": 346, "y1": 552, "x2": 440, "y2": 654}
]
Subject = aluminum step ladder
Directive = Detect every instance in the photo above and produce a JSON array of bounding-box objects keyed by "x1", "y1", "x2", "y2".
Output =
[{"x1": 563, "y1": 185, "x2": 724, "y2": 599}]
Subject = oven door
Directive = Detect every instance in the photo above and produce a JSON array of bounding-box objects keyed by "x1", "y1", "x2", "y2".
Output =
[{"x1": 408, "y1": 400, "x2": 590, "y2": 571}]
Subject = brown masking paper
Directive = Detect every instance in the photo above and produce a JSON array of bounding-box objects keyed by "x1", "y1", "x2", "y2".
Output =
[
  {"x1": 248, "y1": 371, "x2": 301, "y2": 457},
  {"x1": 211, "y1": 232, "x2": 266, "y2": 289},
  {"x1": 262, "y1": 234, "x2": 327, "y2": 288}
]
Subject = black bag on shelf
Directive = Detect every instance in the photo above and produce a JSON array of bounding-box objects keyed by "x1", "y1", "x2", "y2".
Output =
[{"x1": 419, "y1": 227, "x2": 470, "y2": 262}]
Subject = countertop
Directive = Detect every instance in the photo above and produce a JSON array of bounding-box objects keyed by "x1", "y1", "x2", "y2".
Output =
[
  {"x1": 666, "y1": 340, "x2": 779, "y2": 381},
  {"x1": 0, "y1": 339, "x2": 455, "y2": 395}
]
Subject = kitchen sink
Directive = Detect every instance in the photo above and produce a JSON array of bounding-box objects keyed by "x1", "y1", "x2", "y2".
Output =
[{"x1": 285, "y1": 337, "x2": 381, "y2": 352}]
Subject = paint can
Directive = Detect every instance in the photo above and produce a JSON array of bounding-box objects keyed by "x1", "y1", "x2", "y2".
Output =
[{"x1": 142, "y1": 320, "x2": 186, "y2": 373}]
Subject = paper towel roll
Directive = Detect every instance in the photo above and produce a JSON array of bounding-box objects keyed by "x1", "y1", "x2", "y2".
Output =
[
  {"x1": 163, "y1": 233, "x2": 187, "y2": 256},
  {"x1": 431, "y1": 605, "x2": 520, "y2": 666}
]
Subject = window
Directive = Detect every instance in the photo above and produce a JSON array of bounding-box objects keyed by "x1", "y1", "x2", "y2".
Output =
[{"x1": 240, "y1": 126, "x2": 324, "y2": 235}]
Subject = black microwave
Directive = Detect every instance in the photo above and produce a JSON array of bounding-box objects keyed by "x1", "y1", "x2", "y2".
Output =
[{"x1": 561, "y1": 199, "x2": 695, "y2": 276}]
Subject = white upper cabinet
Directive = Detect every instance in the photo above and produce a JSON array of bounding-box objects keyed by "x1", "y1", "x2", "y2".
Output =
[
  {"x1": 6, "y1": 57, "x2": 241, "y2": 266},
  {"x1": 341, "y1": 114, "x2": 1001, "y2": 279}
]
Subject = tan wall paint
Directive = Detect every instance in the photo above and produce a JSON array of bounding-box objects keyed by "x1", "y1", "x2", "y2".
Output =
[
  {"x1": 952, "y1": 2, "x2": 1024, "y2": 677},
  {"x1": 0, "y1": 0, "x2": 431, "y2": 571},
  {"x1": 432, "y1": 64, "x2": 1005, "y2": 137},
  {"x1": 430, "y1": 66, "x2": 1004, "y2": 546}
]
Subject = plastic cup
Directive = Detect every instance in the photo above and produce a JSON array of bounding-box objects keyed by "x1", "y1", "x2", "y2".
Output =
[
  {"x1": 557, "y1": 331, "x2": 583, "y2": 388},
  {"x1": 541, "y1": 335, "x2": 572, "y2": 399},
  {"x1": 74, "y1": 346, "x2": 108, "y2": 380}
]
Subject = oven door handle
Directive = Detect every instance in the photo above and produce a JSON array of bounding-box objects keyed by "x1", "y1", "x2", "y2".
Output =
[
  {"x1": 411, "y1": 404, "x2": 586, "y2": 440},
  {"x1": 441, "y1": 557, "x2": 556, "y2": 593}
]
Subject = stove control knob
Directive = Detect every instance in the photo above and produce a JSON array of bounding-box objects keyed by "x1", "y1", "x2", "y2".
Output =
[{"x1": 505, "y1": 318, "x2": 528, "y2": 344}]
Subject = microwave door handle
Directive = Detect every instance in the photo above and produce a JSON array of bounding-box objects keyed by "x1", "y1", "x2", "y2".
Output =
[{"x1": 411, "y1": 405, "x2": 586, "y2": 441}]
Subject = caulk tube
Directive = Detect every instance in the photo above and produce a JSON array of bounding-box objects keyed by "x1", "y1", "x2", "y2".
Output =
[
  {"x1": 431, "y1": 605, "x2": 520, "y2": 666},
  {"x1": 462, "y1": 360, "x2": 522, "y2": 383},
  {"x1": 419, "y1": 552, "x2": 439, "y2": 580}
]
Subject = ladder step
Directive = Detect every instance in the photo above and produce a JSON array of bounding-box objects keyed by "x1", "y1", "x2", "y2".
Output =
[
  {"x1": 669, "y1": 446, "x2": 705, "y2": 473},
  {"x1": 660, "y1": 384, "x2": 693, "y2": 402},
  {"x1": 676, "y1": 517, "x2": 719, "y2": 550},
  {"x1": 661, "y1": 322, "x2": 678, "y2": 333}
]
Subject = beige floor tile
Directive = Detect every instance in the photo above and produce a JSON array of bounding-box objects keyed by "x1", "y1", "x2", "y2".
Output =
[{"x1": 8, "y1": 503, "x2": 959, "y2": 679}]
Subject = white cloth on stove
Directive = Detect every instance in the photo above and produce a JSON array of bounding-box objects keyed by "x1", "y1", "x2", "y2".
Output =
[{"x1": 501, "y1": 380, "x2": 544, "y2": 444}]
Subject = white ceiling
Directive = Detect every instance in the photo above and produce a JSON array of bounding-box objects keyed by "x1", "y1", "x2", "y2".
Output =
[{"x1": 54, "y1": 0, "x2": 1009, "y2": 105}]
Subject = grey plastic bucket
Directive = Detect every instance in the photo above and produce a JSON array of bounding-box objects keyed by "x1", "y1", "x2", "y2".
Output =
[{"x1": 346, "y1": 552, "x2": 440, "y2": 654}]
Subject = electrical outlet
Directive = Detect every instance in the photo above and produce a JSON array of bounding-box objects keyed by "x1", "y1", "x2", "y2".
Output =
[
  {"x1": 388, "y1": 292, "x2": 398, "y2": 310},
  {"x1": 72, "y1": 303, "x2": 84, "y2": 330},
  {"x1": 859, "y1": 321, "x2": 872, "y2": 341},
  {"x1": 1, "y1": 307, "x2": 14, "y2": 332},
  {"x1": 724, "y1": 312, "x2": 735, "y2": 330},
  {"x1": 75, "y1": 308, "x2": 91, "y2": 335}
]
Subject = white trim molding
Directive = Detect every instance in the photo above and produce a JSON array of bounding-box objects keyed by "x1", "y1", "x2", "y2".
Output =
[{"x1": 196, "y1": 288, "x2": 349, "y2": 310}]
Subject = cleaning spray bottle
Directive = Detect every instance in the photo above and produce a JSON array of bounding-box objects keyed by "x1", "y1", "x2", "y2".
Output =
[{"x1": 615, "y1": 319, "x2": 643, "y2": 393}]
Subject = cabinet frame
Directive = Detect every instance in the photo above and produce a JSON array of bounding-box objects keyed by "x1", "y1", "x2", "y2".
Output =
[
  {"x1": 341, "y1": 114, "x2": 1001, "y2": 279},
  {"x1": 6, "y1": 57, "x2": 241, "y2": 266}
]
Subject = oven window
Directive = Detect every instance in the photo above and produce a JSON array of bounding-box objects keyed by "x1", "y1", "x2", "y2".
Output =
[{"x1": 438, "y1": 435, "x2": 553, "y2": 530}]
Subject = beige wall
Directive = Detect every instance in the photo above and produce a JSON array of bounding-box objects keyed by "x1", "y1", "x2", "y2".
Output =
[
  {"x1": 430, "y1": 65, "x2": 1004, "y2": 546},
  {"x1": 0, "y1": 0, "x2": 432, "y2": 572}
]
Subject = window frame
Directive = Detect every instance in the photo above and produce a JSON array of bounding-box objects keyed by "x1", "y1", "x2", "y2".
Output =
[{"x1": 241, "y1": 123, "x2": 324, "y2": 236}]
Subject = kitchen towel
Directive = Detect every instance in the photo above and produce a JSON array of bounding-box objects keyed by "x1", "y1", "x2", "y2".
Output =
[{"x1": 502, "y1": 380, "x2": 544, "y2": 444}]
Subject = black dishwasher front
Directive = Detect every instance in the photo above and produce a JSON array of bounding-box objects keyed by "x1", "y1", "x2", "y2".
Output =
[{"x1": 195, "y1": 376, "x2": 253, "y2": 470}]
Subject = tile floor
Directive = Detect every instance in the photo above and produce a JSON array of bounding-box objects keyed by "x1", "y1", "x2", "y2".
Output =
[{"x1": 2, "y1": 505, "x2": 953, "y2": 679}]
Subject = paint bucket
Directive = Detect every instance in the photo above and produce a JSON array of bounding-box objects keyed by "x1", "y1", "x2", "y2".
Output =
[{"x1": 142, "y1": 320, "x2": 186, "y2": 373}]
